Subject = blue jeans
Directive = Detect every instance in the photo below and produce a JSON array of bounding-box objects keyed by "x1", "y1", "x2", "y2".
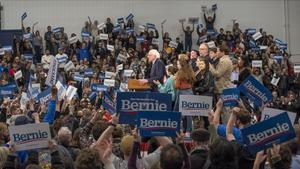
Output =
[{"x1": 174, "y1": 88, "x2": 193, "y2": 132}]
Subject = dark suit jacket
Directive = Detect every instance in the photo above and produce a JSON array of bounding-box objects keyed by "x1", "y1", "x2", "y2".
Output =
[{"x1": 147, "y1": 59, "x2": 166, "y2": 91}]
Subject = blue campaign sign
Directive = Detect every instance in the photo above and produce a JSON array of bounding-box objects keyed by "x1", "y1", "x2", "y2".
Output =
[
  {"x1": 136, "y1": 36, "x2": 144, "y2": 42},
  {"x1": 84, "y1": 68, "x2": 93, "y2": 77},
  {"x1": 117, "y1": 18, "x2": 124, "y2": 24},
  {"x1": 238, "y1": 75, "x2": 272, "y2": 106},
  {"x1": 221, "y1": 88, "x2": 240, "y2": 107},
  {"x1": 125, "y1": 28, "x2": 134, "y2": 34},
  {"x1": 246, "y1": 28, "x2": 256, "y2": 35},
  {"x1": 212, "y1": 4, "x2": 217, "y2": 11},
  {"x1": 0, "y1": 83, "x2": 18, "y2": 98},
  {"x1": 146, "y1": 23, "x2": 156, "y2": 29},
  {"x1": 113, "y1": 25, "x2": 121, "y2": 33},
  {"x1": 116, "y1": 92, "x2": 172, "y2": 124},
  {"x1": 126, "y1": 13, "x2": 134, "y2": 21},
  {"x1": 21, "y1": 12, "x2": 27, "y2": 20},
  {"x1": 137, "y1": 111, "x2": 181, "y2": 137},
  {"x1": 241, "y1": 112, "x2": 296, "y2": 154},
  {"x1": 37, "y1": 88, "x2": 51, "y2": 103},
  {"x1": 91, "y1": 84, "x2": 108, "y2": 92},
  {"x1": 102, "y1": 92, "x2": 116, "y2": 115}
]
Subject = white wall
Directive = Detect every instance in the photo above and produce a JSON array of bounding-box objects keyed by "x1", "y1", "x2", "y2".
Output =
[
  {"x1": 287, "y1": 0, "x2": 300, "y2": 57},
  {"x1": 0, "y1": 0, "x2": 294, "y2": 52}
]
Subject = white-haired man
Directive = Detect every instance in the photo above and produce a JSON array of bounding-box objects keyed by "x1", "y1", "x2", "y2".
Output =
[{"x1": 139, "y1": 49, "x2": 166, "y2": 91}]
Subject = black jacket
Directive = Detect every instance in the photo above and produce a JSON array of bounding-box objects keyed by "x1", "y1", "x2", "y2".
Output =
[{"x1": 193, "y1": 71, "x2": 214, "y2": 96}]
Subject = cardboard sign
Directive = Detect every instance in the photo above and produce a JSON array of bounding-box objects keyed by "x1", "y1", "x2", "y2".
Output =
[
  {"x1": 139, "y1": 25, "x2": 146, "y2": 32},
  {"x1": 55, "y1": 81, "x2": 66, "y2": 100},
  {"x1": 69, "y1": 36, "x2": 77, "y2": 44},
  {"x1": 116, "y1": 92, "x2": 172, "y2": 124},
  {"x1": 241, "y1": 112, "x2": 296, "y2": 154},
  {"x1": 169, "y1": 41, "x2": 178, "y2": 48},
  {"x1": 262, "y1": 108, "x2": 297, "y2": 124},
  {"x1": 0, "y1": 83, "x2": 17, "y2": 99},
  {"x1": 221, "y1": 88, "x2": 240, "y2": 107},
  {"x1": 126, "y1": 13, "x2": 134, "y2": 21},
  {"x1": 246, "y1": 28, "x2": 256, "y2": 35},
  {"x1": 52, "y1": 27, "x2": 61, "y2": 34},
  {"x1": 84, "y1": 68, "x2": 93, "y2": 77},
  {"x1": 146, "y1": 23, "x2": 156, "y2": 29},
  {"x1": 99, "y1": 33, "x2": 108, "y2": 40},
  {"x1": 124, "y1": 69, "x2": 134, "y2": 77},
  {"x1": 259, "y1": 46, "x2": 268, "y2": 50},
  {"x1": 21, "y1": 12, "x2": 27, "y2": 20},
  {"x1": 81, "y1": 32, "x2": 90, "y2": 37},
  {"x1": 252, "y1": 32, "x2": 262, "y2": 41},
  {"x1": 64, "y1": 61, "x2": 75, "y2": 72},
  {"x1": 102, "y1": 92, "x2": 116, "y2": 115},
  {"x1": 152, "y1": 38, "x2": 159, "y2": 45},
  {"x1": 137, "y1": 36, "x2": 145, "y2": 42},
  {"x1": 107, "y1": 45, "x2": 114, "y2": 51},
  {"x1": 97, "y1": 23, "x2": 106, "y2": 30},
  {"x1": 271, "y1": 75, "x2": 280, "y2": 86},
  {"x1": 178, "y1": 18, "x2": 186, "y2": 23},
  {"x1": 252, "y1": 60, "x2": 262, "y2": 68},
  {"x1": 137, "y1": 111, "x2": 181, "y2": 137},
  {"x1": 14, "y1": 70, "x2": 23, "y2": 80},
  {"x1": 117, "y1": 64, "x2": 123, "y2": 71},
  {"x1": 91, "y1": 84, "x2": 108, "y2": 92},
  {"x1": 188, "y1": 17, "x2": 199, "y2": 24},
  {"x1": 179, "y1": 95, "x2": 212, "y2": 116},
  {"x1": 66, "y1": 85, "x2": 77, "y2": 101},
  {"x1": 238, "y1": 75, "x2": 272, "y2": 106},
  {"x1": 45, "y1": 56, "x2": 58, "y2": 86},
  {"x1": 9, "y1": 123, "x2": 51, "y2": 151},
  {"x1": 23, "y1": 33, "x2": 31, "y2": 40},
  {"x1": 56, "y1": 54, "x2": 68, "y2": 63},
  {"x1": 37, "y1": 88, "x2": 51, "y2": 103},
  {"x1": 73, "y1": 74, "x2": 84, "y2": 82},
  {"x1": 104, "y1": 79, "x2": 115, "y2": 87},
  {"x1": 212, "y1": 4, "x2": 217, "y2": 11},
  {"x1": 294, "y1": 63, "x2": 300, "y2": 73},
  {"x1": 118, "y1": 53, "x2": 127, "y2": 62},
  {"x1": 207, "y1": 41, "x2": 216, "y2": 48},
  {"x1": 105, "y1": 71, "x2": 115, "y2": 79}
]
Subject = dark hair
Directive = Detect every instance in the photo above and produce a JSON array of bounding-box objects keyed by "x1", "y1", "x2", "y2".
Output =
[
  {"x1": 239, "y1": 55, "x2": 250, "y2": 68},
  {"x1": 209, "y1": 47, "x2": 217, "y2": 53},
  {"x1": 287, "y1": 140, "x2": 298, "y2": 155},
  {"x1": 160, "y1": 144, "x2": 184, "y2": 169},
  {"x1": 167, "y1": 66, "x2": 177, "y2": 75},
  {"x1": 92, "y1": 121, "x2": 109, "y2": 140},
  {"x1": 75, "y1": 148, "x2": 103, "y2": 169},
  {"x1": 209, "y1": 138, "x2": 238, "y2": 169},
  {"x1": 197, "y1": 57, "x2": 210, "y2": 72},
  {"x1": 236, "y1": 110, "x2": 251, "y2": 125},
  {"x1": 219, "y1": 45, "x2": 230, "y2": 55}
]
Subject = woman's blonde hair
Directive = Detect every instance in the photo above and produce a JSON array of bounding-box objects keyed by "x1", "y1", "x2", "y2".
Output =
[
  {"x1": 0, "y1": 147, "x2": 9, "y2": 169},
  {"x1": 120, "y1": 135, "x2": 134, "y2": 157},
  {"x1": 176, "y1": 58, "x2": 196, "y2": 84}
]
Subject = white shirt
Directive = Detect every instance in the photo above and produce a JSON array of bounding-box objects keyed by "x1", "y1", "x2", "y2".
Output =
[{"x1": 41, "y1": 54, "x2": 53, "y2": 69}]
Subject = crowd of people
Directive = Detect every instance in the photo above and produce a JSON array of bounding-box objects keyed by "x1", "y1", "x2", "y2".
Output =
[{"x1": 0, "y1": 6, "x2": 300, "y2": 169}]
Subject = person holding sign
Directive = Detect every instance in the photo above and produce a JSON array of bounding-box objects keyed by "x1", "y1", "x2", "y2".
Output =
[
  {"x1": 139, "y1": 49, "x2": 166, "y2": 92},
  {"x1": 181, "y1": 22, "x2": 195, "y2": 52},
  {"x1": 204, "y1": 8, "x2": 216, "y2": 31}
]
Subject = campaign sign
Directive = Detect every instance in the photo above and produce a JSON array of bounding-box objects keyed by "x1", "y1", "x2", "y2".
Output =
[
  {"x1": 102, "y1": 92, "x2": 116, "y2": 115},
  {"x1": 9, "y1": 123, "x2": 51, "y2": 151},
  {"x1": 137, "y1": 111, "x2": 181, "y2": 137},
  {"x1": 238, "y1": 75, "x2": 272, "y2": 106},
  {"x1": 262, "y1": 108, "x2": 297, "y2": 124},
  {"x1": 241, "y1": 112, "x2": 296, "y2": 154},
  {"x1": 179, "y1": 95, "x2": 212, "y2": 116},
  {"x1": 0, "y1": 83, "x2": 17, "y2": 98},
  {"x1": 91, "y1": 84, "x2": 108, "y2": 92},
  {"x1": 116, "y1": 92, "x2": 172, "y2": 124},
  {"x1": 221, "y1": 88, "x2": 240, "y2": 107},
  {"x1": 37, "y1": 87, "x2": 51, "y2": 103}
]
